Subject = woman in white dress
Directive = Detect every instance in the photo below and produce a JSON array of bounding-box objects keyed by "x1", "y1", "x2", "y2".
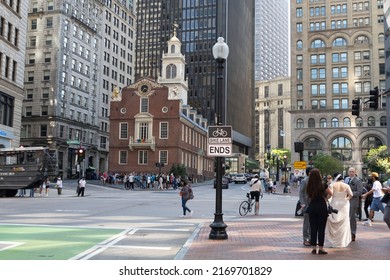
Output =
[{"x1": 326, "y1": 173, "x2": 353, "y2": 247}]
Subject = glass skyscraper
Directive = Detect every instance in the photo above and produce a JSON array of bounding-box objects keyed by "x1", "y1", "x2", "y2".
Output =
[{"x1": 135, "y1": 0, "x2": 255, "y2": 155}]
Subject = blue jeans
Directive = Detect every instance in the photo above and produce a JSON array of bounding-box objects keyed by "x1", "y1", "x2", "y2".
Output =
[
  {"x1": 371, "y1": 197, "x2": 384, "y2": 212},
  {"x1": 181, "y1": 197, "x2": 191, "y2": 215}
]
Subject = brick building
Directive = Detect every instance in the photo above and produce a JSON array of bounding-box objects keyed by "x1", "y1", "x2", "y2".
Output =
[{"x1": 108, "y1": 32, "x2": 214, "y2": 182}]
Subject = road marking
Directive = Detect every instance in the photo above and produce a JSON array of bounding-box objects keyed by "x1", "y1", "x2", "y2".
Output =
[
  {"x1": 0, "y1": 241, "x2": 24, "y2": 252},
  {"x1": 71, "y1": 228, "x2": 135, "y2": 260},
  {"x1": 174, "y1": 223, "x2": 203, "y2": 260}
]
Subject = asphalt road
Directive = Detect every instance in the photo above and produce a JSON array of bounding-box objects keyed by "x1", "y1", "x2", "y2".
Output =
[{"x1": 0, "y1": 180, "x2": 300, "y2": 260}]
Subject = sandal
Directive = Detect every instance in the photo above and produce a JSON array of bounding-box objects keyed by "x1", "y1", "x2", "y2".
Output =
[{"x1": 318, "y1": 249, "x2": 328, "y2": 255}]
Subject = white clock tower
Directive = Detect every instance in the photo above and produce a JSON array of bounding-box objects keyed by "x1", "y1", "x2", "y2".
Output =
[{"x1": 158, "y1": 25, "x2": 188, "y2": 104}]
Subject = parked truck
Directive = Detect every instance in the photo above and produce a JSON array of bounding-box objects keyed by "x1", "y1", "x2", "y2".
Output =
[{"x1": 0, "y1": 147, "x2": 58, "y2": 197}]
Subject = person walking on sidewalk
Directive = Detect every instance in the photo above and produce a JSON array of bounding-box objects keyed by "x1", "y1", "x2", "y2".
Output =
[
  {"x1": 306, "y1": 168, "x2": 333, "y2": 255},
  {"x1": 179, "y1": 181, "x2": 193, "y2": 218},
  {"x1": 382, "y1": 185, "x2": 390, "y2": 229},
  {"x1": 361, "y1": 172, "x2": 384, "y2": 227},
  {"x1": 249, "y1": 174, "x2": 262, "y2": 215},
  {"x1": 299, "y1": 167, "x2": 313, "y2": 246},
  {"x1": 344, "y1": 167, "x2": 363, "y2": 241}
]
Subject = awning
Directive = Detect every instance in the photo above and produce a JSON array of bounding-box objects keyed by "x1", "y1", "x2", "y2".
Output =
[{"x1": 245, "y1": 158, "x2": 260, "y2": 169}]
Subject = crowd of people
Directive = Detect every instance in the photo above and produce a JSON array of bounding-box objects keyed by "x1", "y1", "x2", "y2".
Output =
[
  {"x1": 99, "y1": 171, "x2": 186, "y2": 191},
  {"x1": 298, "y1": 166, "x2": 390, "y2": 255}
]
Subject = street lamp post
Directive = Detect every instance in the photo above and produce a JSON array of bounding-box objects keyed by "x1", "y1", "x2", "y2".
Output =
[
  {"x1": 283, "y1": 155, "x2": 288, "y2": 193},
  {"x1": 209, "y1": 36, "x2": 229, "y2": 240}
]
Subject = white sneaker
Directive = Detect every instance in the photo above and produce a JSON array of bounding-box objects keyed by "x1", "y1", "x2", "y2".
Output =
[
  {"x1": 362, "y1": 220, "x2": 372, "y2": 226},
  {"x1": 180, "y1": 215, "x2": 185, "y2": 218},
  {"x1": 189, "y1": 210, "x2": 194, "y2": 217}
]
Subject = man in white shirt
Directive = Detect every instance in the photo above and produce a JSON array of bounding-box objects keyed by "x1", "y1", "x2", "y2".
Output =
[
  {"x1": 77, "y1": 177, "x2": 86, "y2": 197},
  {"x1": 361, "y1": 172, "x2": 384, "y2": 226}
]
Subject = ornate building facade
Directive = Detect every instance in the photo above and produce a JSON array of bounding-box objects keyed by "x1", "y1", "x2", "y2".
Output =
[{"x1": 290, "y1": 1, "x2": 387, "y2": 178}]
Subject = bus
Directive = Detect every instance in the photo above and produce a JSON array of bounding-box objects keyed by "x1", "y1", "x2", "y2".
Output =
[{"x1": 0, "y1": 147, "x2": 58, "y2": 197}]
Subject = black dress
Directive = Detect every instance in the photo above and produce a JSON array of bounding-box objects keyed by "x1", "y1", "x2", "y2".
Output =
[{"x1": 307, "y1": 189, "x2": 328, "y2": 247}]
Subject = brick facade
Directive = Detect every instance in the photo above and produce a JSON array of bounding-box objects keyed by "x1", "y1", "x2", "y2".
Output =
[{"x1": 109, "y1": 77, "x2": 214, "y2": 182}]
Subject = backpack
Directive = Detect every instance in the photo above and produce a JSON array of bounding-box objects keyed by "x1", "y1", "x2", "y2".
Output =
[{"x1": 189, "y1": 187, "x2": 194, "y2": 200}]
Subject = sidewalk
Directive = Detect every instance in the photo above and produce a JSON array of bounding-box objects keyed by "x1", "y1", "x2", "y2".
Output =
[
  {"x1": 182, "y1": 214, "x2": 389, "y2": 260},
  {"x1": 183, "y1": 183, "x2": 390, "y2": 260}
]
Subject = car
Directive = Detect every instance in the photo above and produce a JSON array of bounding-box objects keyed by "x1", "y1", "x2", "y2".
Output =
[
  {"x1": 226, "y1": 173, "x2": 237, "y2": 183},
  {"x1": 213, "y1": 176, "x2": 229, "y2": 189},
  {"x1": 234, "y1": 173, "x2": 247, "y2": 184}
]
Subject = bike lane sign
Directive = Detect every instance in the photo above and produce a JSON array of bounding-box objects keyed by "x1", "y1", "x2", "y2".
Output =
[{"x1": 207, "y1": 125, "x2": 232, "y2": 156}]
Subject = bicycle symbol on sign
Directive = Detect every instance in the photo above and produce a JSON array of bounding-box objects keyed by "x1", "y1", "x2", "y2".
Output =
[{"x1": 212, "y1": 128, "x2": 228, "y2": 137}]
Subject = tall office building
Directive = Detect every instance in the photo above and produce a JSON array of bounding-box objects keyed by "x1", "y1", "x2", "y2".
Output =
[
  {"x1": 0, "y1": 0, "x2": 28, "y2": 148},
  {"x1": 384, "y1": 0, "x2": 390, "y2": 149},
  {"x1": 290, "y1": 1, "x2": 387, "y2": 177},
  {"x1": 255, "y1": 0, "x2": 289, "y2": 81},
  {"x1": 135, "y1": 0, "x2": 255, "y2": 158},
  {"x1": 22, "y1": 0, "x2": 136, "y2": 178}
]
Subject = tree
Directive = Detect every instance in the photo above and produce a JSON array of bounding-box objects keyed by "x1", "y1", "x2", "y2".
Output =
[
  {"x1": 312, "y1": 154, "x2": 343, "y2": 177},
  {"x1": 363, "y1": 145, "x2": 390, "y2": 179},
  {"x1": 169, "y1": 163, "x2": 187, "y2": 178}
]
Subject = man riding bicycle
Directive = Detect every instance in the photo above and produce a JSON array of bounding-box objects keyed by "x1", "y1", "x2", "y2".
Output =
[{"x1": 249, "y1": 174, "x2": 262, "y2": 215}]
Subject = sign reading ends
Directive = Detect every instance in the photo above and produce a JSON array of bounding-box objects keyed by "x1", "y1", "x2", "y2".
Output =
[{"x1": 207, "y1": 125, "x2": 232, "y2": 157}]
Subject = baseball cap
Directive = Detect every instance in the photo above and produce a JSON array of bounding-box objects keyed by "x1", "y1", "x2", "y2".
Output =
[{"x1": 370, "y1": 172, "x2": 379, "y2": 178}]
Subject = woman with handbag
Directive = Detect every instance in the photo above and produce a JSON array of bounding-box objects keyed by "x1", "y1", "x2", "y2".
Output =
[
  {"x1": 306, "y1": 168, "x2": 333, "y2": 255},
  {"x1": 179, "y1": 181, "x2": 193, "y2": 218}
]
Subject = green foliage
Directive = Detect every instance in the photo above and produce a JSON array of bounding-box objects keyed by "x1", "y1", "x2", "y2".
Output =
[
  {"x1": 312, "y1": 154, "x2": 343, "y2": 177},
  {"x1": 169, "y1": 163, "x2": 187, "y2": 178},
  {"x1": 269, "y1": 148, "x2": 291, "y2": 165},
  {"x1": 363, "y1": 145, "x2": 390, "y2": 179}
]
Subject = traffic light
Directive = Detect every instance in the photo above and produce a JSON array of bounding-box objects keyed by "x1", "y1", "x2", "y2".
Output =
[
  {"x1": 77, "y1": 148, "x2": 85, "y2": 161},
  {"x1": 351, "y1": 98, "x2": 360, "y2": 117},
  {"x1": 369, "y1": 87, "x2": 379, "y2": 110}
]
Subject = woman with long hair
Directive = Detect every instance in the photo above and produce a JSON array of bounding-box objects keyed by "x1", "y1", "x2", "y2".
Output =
[{"x1": 306, "y1": 168, "x2": 332, "y2": 254}]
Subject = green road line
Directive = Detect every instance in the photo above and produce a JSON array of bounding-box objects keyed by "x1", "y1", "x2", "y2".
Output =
[{"x1": 0, "y1": 225, "x2": 122, "y2": 260}]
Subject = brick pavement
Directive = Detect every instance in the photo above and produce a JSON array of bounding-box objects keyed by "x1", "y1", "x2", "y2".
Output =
[{"x1": 183, "y1": 214, "x2": 389, "y2": 260}]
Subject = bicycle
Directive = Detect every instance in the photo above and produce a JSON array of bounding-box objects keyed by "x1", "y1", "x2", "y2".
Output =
[{"x1": 239, "y1": 193, "x2": 255, "y2": 216}]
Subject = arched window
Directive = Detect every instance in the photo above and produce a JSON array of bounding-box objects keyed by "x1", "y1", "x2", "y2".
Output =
[
  {"x1": 361, "y1": 136, "x2": 383, "y2": 160},
  {"x1": 356, "y1": 117, "x2": 363, "y2": 127},
  {"x1": 320, "y1": 118, "x2": 327, "y2": 128},
  {"x1": 308, "y1": 118, "x2": 315, "y2": 128},
  {"x1": 343, "y1": 117, "x2": 351, "y2": 127},
  {"x1": 361, "y1": 136, "x2": 383, "y2": 161},
  {"x1": 311, "y1": 39, "x2": 325, "y2": 48},
  {"x1": 303, "y1": 137, "x2": 322, "y2": 162},
  {"x1": 170, "y1": 45, "x2": 175, "y2": 54},
  {"x1": 332, "y1": 37, "x2": 347, "y2": 47},
  {"x1": 166, "y1": 64, "x2": 177, "y2": 79},
  {"x1": 380, "y1": 116, "x2": 386, "y2": 126},
  {"x1": 331, "y1": 117, "x2": 339, "y2": 127},
  {"x1": 378, "y1": 33, "x2": 385, "y2": 43},
  {"x1": 355, "y1": 35, "x2": 369, "y2": 44},
  {"x1": 296, "y1": 118, "x2": 304, "y2": 128},
  {"x1": 297, "y1": 40, "x2": 303, "y2": 50},
  {"x1": 367, "y1": 116, "x2": 375, "y2": 126},
  {"x1": 331, "y1": 137, "x2": 352, "y2": 161}
]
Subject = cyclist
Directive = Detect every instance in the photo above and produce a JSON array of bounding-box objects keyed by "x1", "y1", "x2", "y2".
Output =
[{"x1": 249, "y1": 174, "x2": 262, "y2": 215}]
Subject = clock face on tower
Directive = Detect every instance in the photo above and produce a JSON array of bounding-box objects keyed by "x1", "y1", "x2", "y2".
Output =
[{"x1": 141, "y1": 84, "x2": 149, "y2": 93}]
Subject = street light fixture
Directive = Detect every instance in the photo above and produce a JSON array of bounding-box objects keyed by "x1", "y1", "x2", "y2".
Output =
[{"x1": 209, "y1": 36, "x2": 229, "y2": 240}]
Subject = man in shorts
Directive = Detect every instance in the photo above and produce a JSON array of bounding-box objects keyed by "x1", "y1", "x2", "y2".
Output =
[{"x1": 361, "y1": 172, "x2": 384, "y2": 227}]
